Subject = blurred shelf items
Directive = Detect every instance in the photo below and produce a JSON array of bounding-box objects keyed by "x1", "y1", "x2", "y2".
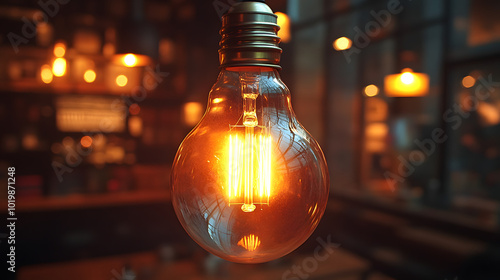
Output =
[
  {"x1": 0, "y1": 0, "x2": 200, "y2": 203},
  {"x1": 0, "y1": 0, "x2": 500, "y2": 280}
]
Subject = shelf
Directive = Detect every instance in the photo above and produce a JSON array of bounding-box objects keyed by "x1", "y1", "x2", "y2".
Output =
[
  {"x1": 18, "y1": 248, "x2": 371, "y2": 280},
  {"x1": 18, "y1": 251, "x2": 158, "y2": 280},
  {"x1": 2, "y1": 190, "x2": 171, "y2": 213},
  {"x1": 331, "y1": 189, "x2": 500, "y2": 241}
]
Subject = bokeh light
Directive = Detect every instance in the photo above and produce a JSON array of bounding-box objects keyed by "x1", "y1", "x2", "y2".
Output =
[
  {"x1": 41, "y1": 64, "x2": 53, "y2": 84},
  {"x1": 80, "y1": 136, "x2": 93, "y2": 148},
  {"x1": 364, "y1": 84, "x2": 379, "y2": 97},
  {"x1": 400, "y1": 69, "x2": 415, "y2": 85},
  {"x1": 116, "y1": 75, "x2": 128, "y2": 87},
  {"x1": 123, "y1": 54, "x2": 137, "y2": 67},
  {"x1": 333, "y1": 37, "x2": 352, "y2": 51},
  {"x1": 83, "y1": 70, "x2": 96, "y2": 83},
  {"x1": 52, "y1": 58, "x2": 66, "y2": 77},
  {"x1": 462, "y1": 75, "x2": 476, "y2": 88},
  {"x1": 53, "y1": 42, "x2": 66, "y2": 57}
]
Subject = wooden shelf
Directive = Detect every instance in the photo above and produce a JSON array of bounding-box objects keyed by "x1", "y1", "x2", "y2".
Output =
[
  {"x1": 331, "y1": 189, "x2": 500, "y2": 241},
  {"x1": 18, "y1": 251, "x2": 158, "y2": 280},
  {"x1": 18, "y1": 248, "x2": 372, "y2": 280},
  {"x1": 2, "y1": 190, "x2": 171, "y2": 213}
]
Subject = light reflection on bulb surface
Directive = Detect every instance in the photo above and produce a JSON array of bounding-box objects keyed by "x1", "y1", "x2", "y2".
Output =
[
  {"x1": 238, "y1": 234, "x2": 261, "y2": 252},
  {"x1": 171, "y1": 67, "x2": 329, "y2": 263}
]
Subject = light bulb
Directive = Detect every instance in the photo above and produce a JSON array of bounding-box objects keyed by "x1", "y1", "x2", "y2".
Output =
[{"x1": 171, "y1": 1, "x2": 329, "y2": 264}]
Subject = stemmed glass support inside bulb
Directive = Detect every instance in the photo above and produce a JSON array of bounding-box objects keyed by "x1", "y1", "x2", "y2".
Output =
[{"x1": 228, "y1": 73, "x2": 272, "y2": 213}]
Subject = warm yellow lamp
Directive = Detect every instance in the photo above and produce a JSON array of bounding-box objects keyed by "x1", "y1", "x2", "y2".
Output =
[
  {"x1": 52, "y1": 57, "x2": 67, "y2": 77},
  {"x1": 384, "y1": 68, "x2": 429, "y2": 97},
  {"x1": 275, "y1": 12, "x2": 291, "y2": 43},
  {"x1": 112, "y1": 53, "x2": 151, "y2": 67},
  {"x1": 333, "y1": 37, "x2": 352, "y2": 51}
]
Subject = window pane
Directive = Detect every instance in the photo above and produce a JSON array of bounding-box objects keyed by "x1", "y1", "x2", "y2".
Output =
[
  {"x1": 447, "y1": 61, "x2": 500, "y2": 211},
  {"x1": 359, "y1": 25, "x2": 444, "y2": 198},
  {"x1": 292, "y1": 23, "x2": 326, "y2": 143}
]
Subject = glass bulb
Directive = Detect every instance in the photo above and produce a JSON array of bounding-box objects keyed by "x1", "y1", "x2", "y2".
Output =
[{"x1": 171, "y1": 66, "x2": 329, "y2": 263}]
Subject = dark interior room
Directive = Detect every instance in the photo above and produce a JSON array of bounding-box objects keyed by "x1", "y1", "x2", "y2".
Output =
[{"x1": 0, "y1": 0, "x2": 500, "y2": 279}]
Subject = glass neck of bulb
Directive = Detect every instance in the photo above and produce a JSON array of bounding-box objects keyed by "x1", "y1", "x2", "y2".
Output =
[
  {"x1": 215, "y1": 66, "x2": 286, "y2": 100},
  {"x1": 224, "y1": 66, "x2": 276, "y2": 73},
  {"x1": 208, "y1": 65, "x2": 291, "y2": 130},
  {"x1": 221, "y1": 66, "x2": 282, "y2": 85}
]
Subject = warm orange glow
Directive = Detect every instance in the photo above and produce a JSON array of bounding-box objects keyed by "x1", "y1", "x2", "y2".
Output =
[
  {"x1": 53, "y1": 42, "x2": 66, "y2": 57},
  {"x1": 41, "y1": 64, "x2": 53, "y2": 84},
  {"x1": 275, "y1": 12, "x2": 291, "y2": 43},
  {"x1": 113, "y1": 53, "x2": 151, "y2": 67},
  {"x1": 56, "y1": 97, "x2": 126, "y2": 133},
  {"x1": 128, "y1": 116, "x2": 143, "y2": 137},
  {"x1": 213, "y1": 98, "x2": 224, "y2": 104},
  {"x1": 462, "y1": 75, "x2": 476, "y2": 88},
  {"x1": 83, "y1": 69, "x2": 96, "y2": 83},
  {"x1": 365, "y1": 97, "x2": 388, "y2": 122},
  {"x1": 365, "y1": 123, "x2": 389, "y2": 139},
  {"x1": 183, "y1": 102, "x2": 204, "y2": 126},
  {"x1": 103, "y1": 43, "x2": 115, "y2": 57},
  {"x1": 80, "y1": 136, "x2": 93, "y2": 148},
  {"x1": 22, "y1": 133, "x2": 38, "y2": 150},
  {"x1": 237, "y1": 234, "x2": 261, "y2": 252},
  {"x1": 52, "y1": 58, "x2": 66, "y2": 77},
  {"x1": 129, "y1": 104, "x2": 141, "y2": 115},
  {"x1": 400, "y1": 71, "x2": 415, "y2": 85},
  {"x1": 308, "y1": 204, "x2": 318, "y2": 215},
  {"x1": 171, "y1": 68, "x2": 330, "y2": 264},
  {"x1": 477, "y1": 102, "x2": 500, "y2": 126},
  {"x1": 384, "y1": 68, "x2": 429, "y2": 97},
  {"x1": 228, "y1": 133, "x2": 271, "y2": 212},
  {"x1": 364, "y1": 84, "x2": 379, "y2": 97},
  {"x1": 123, "y1": 54, "x2": 137, "y2": 67},
  {"x1": 115, "y1": 75, "x2": 128, "y2": 87},
  {"x1": 365, "y1": 123, "x2": 388, "y2": 152},
  {"x1": 333, "y1": 37, "x2": 352, "y2": 51}
]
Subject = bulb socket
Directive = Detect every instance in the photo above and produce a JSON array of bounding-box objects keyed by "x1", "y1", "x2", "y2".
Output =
[{"x1": 219, "y1": 1, "x2": 282, "y2": 69}]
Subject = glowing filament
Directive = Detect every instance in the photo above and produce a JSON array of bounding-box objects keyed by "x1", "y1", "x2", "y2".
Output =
[
  {"x1": 237, "y1": 234, "x2": 261, "y2": 251},
  {"x1": 228, "y1": 134, "x2": 271, "y2": 212},
  {"x1": 228, "y1": 73, "x2": 271, "y2": 213}
]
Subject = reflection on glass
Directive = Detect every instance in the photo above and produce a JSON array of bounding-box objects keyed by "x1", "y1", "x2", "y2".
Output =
[
  {"x1": 237, "y1": 234, "x2": 261, "y2": 252},
  {"x1": 171, "y1": 67, "x2": 329, "y2": 263}
]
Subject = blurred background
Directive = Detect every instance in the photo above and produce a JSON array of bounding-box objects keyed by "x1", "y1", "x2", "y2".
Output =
[{"x1": 0, "y1": 0, "x2": 500, "y2": 279}]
